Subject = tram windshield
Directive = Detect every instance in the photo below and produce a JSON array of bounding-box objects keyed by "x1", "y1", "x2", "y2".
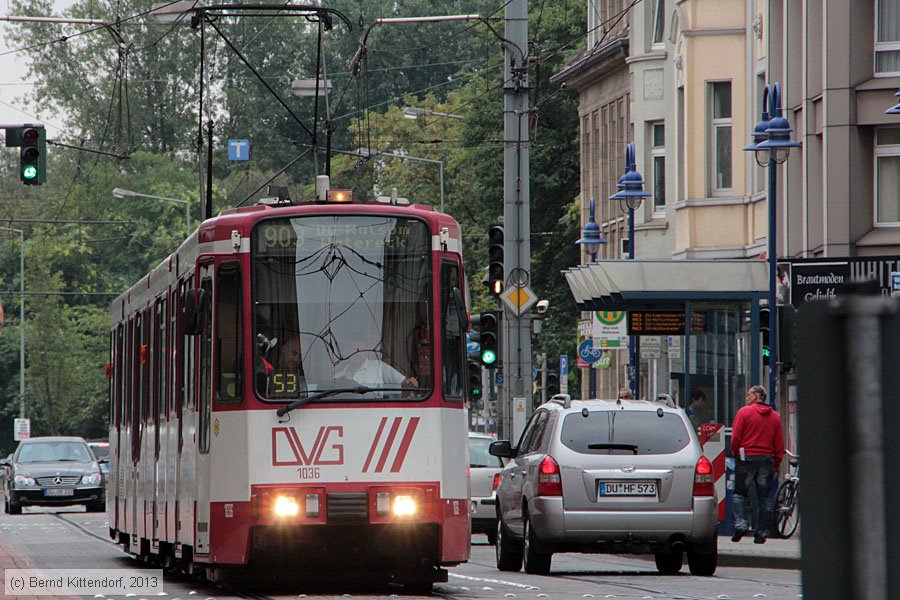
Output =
[{"x1": 252, "y1": 215, "x2": 433, "y2": 401}]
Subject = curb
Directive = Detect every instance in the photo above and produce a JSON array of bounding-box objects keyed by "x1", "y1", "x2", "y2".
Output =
[{"x1": 716, "y1": 552, "x2": 801, "y2": 570}]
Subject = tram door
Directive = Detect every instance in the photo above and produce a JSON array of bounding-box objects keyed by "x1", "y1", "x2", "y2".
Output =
[{"x1": 195, "y1": 265, "x2": 213, "y2": 554}]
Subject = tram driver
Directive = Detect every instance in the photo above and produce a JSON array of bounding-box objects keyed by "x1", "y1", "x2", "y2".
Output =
[{"x1": 334, "y1": 332, "x2": 419, "y2": 389}]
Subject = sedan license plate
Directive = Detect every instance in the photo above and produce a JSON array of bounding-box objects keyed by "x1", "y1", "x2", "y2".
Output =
[
  {"x1": 599, "y1": 481, "x2": 657, "y2": 497},
  {"x1": 44, "y1": 488, "x2": 74, "y2": 497}
]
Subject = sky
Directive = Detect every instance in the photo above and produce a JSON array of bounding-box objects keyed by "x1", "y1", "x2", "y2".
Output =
[{"x1": 1, "y1": 1, "x2": 81, "y2": 135}]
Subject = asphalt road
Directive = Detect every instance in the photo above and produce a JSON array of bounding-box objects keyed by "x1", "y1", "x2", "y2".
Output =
[{"x1": 0, "y1": 507, "x2": 802, "y2": 600}]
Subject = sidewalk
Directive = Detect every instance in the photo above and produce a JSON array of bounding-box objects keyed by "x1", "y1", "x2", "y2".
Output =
[
  {"x1": 0, "y1": 537, "x2": 79, "y2": 600},
  {"x1": 717, "y1": 534, "x2": 801, "y2": 570}
]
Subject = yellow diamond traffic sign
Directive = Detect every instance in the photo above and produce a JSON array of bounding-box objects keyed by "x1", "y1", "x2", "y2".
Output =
[{"x1": 500, "y1": 285, "x2": 537, "y2": 316}]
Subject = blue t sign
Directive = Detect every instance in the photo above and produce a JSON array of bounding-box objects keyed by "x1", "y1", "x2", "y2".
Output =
[{"x1": 228, "y1": 139, "x2": 250, "y2": 161}]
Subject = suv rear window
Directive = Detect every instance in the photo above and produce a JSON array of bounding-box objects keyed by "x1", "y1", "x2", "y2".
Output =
[{"x1": 560, "y1": 410, "x2": 690, "y2": 455}]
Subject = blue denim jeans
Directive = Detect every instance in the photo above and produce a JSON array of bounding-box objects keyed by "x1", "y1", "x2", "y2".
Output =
[{"x1": 732, "y1": 456, "x2": 774, "y2": 539}]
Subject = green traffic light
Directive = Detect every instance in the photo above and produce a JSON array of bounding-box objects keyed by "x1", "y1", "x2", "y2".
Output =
[
  {"x1": 481, "y1": 349, "x2": 497, "y2": 365},
  {"x1": 762, "y1": 347, "x2": 771, "y2": 357},
  {"x1": 22, "y1": 165, "x2": 38, "y2": 180}
]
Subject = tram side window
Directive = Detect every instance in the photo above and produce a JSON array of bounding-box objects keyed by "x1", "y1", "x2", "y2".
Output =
[
  {"x1": 198, "y1": 275, "x2": 213, "y2": 453},
  {"x1": 216, "y1": 262, "x2": 243, "y2": 401},
  {"x1": 440, "y1": 261, "x2": 464, "y2": 399}
]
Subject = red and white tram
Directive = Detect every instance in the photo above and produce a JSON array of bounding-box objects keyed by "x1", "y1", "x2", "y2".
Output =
[{"x1": 107, "y1": 178, "x2": 471, "y2": 589}]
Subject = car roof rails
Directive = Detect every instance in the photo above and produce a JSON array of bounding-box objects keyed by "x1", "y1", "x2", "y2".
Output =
[{"x1": 549, "y1": 393, "x2": 572, "y2": 408}]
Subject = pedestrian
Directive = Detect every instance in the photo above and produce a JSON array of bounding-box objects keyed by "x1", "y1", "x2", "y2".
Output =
[
  {"x1": 618, "y1": 387, "x2": 633, "y2": 400},
  {"x1": 730, "y1": 385, "x2": 784, "y2": 544},
  {"x1": 686, "y1": 388, "x2": 706, "y2": 428}
]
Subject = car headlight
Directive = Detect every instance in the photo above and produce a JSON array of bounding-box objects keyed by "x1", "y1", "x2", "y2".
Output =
[
  {"x1": 13, "y1": 474, "x2": 35, "y2": 488},
  {"x1": 81, "y1": 473, "x2": 102, "y2": 486}
]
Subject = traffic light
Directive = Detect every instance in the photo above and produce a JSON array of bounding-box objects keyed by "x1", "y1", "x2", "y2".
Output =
[
  {"x1": 19, "y1": 126, "x2": 45, "y2": 185},
  {"x1": 760, "y1": 307, "x2": 771, "y2": 366},
  {"x1": 487, "y1": 223, "x2": 504, "y2": 296},
  {"x1": 547, "y1": 371, "x2": 560, "y2": 396},
  {"x1": 476, "y1": 310, "x2": 499, "y2": 367},
  {"x1": 467, "y1": 360, "x2": 482, "y2": 401}
]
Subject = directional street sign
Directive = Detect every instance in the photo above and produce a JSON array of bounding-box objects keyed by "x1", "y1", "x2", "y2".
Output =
[{"x1": 500, "y1": 284, "x2": 537, "y2": 316}]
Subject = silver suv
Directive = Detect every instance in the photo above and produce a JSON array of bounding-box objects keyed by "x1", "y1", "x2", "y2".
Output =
[{"x1": 489, "y1": 396, "x2": 718, "y2": 576}]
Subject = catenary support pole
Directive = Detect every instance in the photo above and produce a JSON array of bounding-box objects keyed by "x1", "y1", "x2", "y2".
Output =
[{"x1": 501, "y1": 0, "x2": 531, "y2": 440}]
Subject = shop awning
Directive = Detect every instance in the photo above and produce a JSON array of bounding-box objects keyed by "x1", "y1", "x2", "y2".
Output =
[{"x1": 563, "y1": 260, "x2": 769, "y2": 310}]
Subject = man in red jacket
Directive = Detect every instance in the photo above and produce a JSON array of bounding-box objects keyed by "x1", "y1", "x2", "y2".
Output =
[{"x1": 730, "y1": 385, "x2": 784, "y2": 544}]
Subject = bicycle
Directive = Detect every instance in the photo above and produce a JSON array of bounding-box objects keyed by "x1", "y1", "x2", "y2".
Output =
[{"x1": 774, "y1": 450, "x2": 799, "y2": 539}]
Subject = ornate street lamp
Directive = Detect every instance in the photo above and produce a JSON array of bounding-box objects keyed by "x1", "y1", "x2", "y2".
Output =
[
  {"x1": 743, "y1": 82, "x2": 801, "y2": 408},
  {"x1": 886, "y1": 88, "x2": 900, "y2": 115},
  {"x1": 609, "y1": 143, "x2": 651, "y2": 397},
  {"x1": 576, "y1": 196, "x2": 605, "y2": 258},
  {"x1": 576, "y1": 197, "x2": 606, "y2": 398}
]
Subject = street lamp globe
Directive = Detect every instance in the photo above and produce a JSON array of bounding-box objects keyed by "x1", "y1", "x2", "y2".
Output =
[
  {"x1": 759, "y1": 114, "x2": 801, "y2": 165},
  {"x1": 886, "y1": 88, "x2": 900, "y2": 115},
  {"x1": 744, "y1": 118, "x2": 772, "y2": 167},
  {"x1": 611, "y1": 168, "x2": 651, "y2": 210},
  {"x1": 576, "y1": 197, "x2": 605, "y2": 258}
]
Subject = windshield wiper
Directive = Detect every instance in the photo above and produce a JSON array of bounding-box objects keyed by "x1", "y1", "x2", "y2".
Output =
[
  {"x1": 276, "y1": 386, "x2": 407, "y2": 417},
  {"x1": 587, "y1": 443, "x2": 639, "y2": 454}
]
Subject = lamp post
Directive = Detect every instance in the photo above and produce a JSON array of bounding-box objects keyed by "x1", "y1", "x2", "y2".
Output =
[
  {"x1": 354, "y1": 149, "x2": 446, "y2": 212},
  {"x1": 0, "y1": 226, "x2": 25, "y2": 418},
  {"x1": 576, "y1": 197, "x2": 606, "y2": 398},
  {"x1": 112, "y1": 188, "x2": 191, "y2": 232},
  {"x1": 742, "y1": 82, "x2": 800, "y2": 408},
  {"x1": 610, "y1": 143, "x2": 651, "y2": 398}
]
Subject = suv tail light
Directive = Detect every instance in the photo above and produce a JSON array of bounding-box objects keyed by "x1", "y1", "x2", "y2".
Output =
[
  {"x1": 537, "y1": 456, "x2": 562, "y2": 496},
  {"x1": 492, "y1": 473, "x2": 500, "y2": 491},
  {"x1": 693, "y1": 455, "x2": 714, "y2": 497}
]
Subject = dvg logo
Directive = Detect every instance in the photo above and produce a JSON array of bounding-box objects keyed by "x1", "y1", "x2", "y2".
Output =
[{"x1": 272, "y1": 425, "x2": 344, "y2": 466}]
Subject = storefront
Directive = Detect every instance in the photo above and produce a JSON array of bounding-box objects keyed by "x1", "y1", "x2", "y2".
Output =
[{"x1": 564, "y1": 260, "x2": 769, "y2": 430}]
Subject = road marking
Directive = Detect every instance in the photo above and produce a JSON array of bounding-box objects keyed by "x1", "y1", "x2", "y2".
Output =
[{"x1": 448, "y1": 573, "x2": 539, "y2": 590}]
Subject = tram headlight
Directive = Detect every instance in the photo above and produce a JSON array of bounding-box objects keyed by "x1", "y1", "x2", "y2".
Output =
[
  {"x1": 392, "y1": 494, "x2": 417, "y2": 517},
  {"x1": 273, "y1": 495, "x2": 300, "y2": 518}
]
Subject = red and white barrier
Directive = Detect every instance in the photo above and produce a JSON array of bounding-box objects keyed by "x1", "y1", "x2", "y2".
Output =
[{"x1": 700, "y1": 423, "x2": 726, "y2": 522}]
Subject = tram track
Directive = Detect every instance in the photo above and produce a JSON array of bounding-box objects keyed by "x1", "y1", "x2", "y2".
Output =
[
  {"x1": 48, "y1": 514, "x2": 800, "y2": 600},
  {"x1": 51, "y1": 513, "x2": 281, "y2": 600}
]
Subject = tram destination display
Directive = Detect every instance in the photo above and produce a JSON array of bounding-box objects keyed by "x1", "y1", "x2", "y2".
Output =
[{"x1": 628, "y1": 310, "x2": 705, "y2": 335}]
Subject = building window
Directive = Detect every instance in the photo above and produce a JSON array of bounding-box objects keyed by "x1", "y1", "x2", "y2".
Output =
[
  {"x1": 588, "y1": 0, "x2": 600, "y2": 47},
  {"x1": 651, "y1": 0, "x2": 665, "y2": 46},
  {"x1": 651, "y1": 122, "x2": 666, "y2": 212},
  {"x1": 710, "y1": 81, "x2": 732, "y2": 193},
  {"x1": 875, "y1": 127, "x2": 900, "y2": 224},
  {"x1": 876, "y1": 0, "x2": 900, "y2": 75}
]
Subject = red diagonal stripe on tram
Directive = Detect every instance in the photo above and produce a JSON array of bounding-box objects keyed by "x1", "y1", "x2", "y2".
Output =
[
  {"x1": 374, "y1": 417, "x2": 403, "y2": 473},
  {"x1": 362, "y1": 417, "x2": 388, "y2": 473},
  {"x1": 390, "y1": 417, "x2": 420, "y2": 473}
]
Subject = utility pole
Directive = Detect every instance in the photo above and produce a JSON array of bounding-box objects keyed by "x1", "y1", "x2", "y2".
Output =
[{"x1": 500, "y1": 0, "x2": 531, "y2": 440}]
